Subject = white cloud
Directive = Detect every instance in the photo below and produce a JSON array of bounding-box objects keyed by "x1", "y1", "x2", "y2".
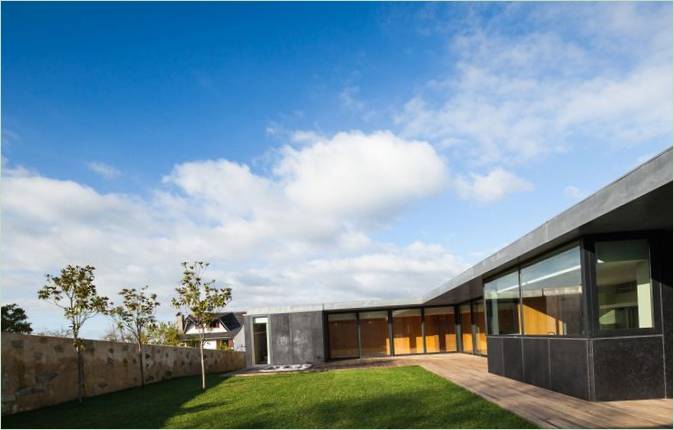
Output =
[
  {"x1": 395, "y1": 3, "x2": 672, "y2": 166},
  {"x1": 563, "y1": 185, "x2": 585, "y2": 200},
  {"x1": 452, "y1": 168, "x2": 533, "y2": 203},
  {"x1": 87, "y1": 161, "x2": 121, "y2": 179},
  {"x1": 276, "y1": 130, "x2": 448, "y2": 223},
  {"x1": 2, "y1": 131, "x2": 464, "y2": 336}
]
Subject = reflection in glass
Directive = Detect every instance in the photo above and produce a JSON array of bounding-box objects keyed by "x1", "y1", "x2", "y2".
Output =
[
  {"x1": 359, "y1": 311, "x2": 390, "y2": 357},
  {"x1": 328, "y1": 313, "x2": 359, "y2": 358},
  {"x1": 460, "y1": 304, "x2": 473, "y2": 353},
  {"x1": 424, "y1": 307, "x2": 457, "y2": 353},
  {"x1": 596, "y1": 240, "x2": 653, "y2": 330},
  {"x1": 520, "y1": 246, "x2": 583, "y2": 336},
  {"x1": 392, "y1": 309, "x2": 422, "y2": 354},
  {"x1": 485, "y1": 271, "x2": 521, "y2": 335},
  {"x1": 473, "y1": 300, "x2": 487, "y2": 354}
]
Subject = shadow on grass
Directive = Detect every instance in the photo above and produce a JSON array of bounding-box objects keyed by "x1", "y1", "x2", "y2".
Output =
[
  {"x1": 224, "y1": 386, "x2": 534, "y2": 429},
  {"x1": 3, "y1": 374, "x2": 229, "y2": 429}
]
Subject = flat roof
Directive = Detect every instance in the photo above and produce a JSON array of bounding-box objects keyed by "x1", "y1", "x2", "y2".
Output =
[
  {"x1": 245, "y1": 148, "x2": 673, "y2": 315},
  {"x1": 423, "y1": 147, "x2": 673, "y2": 305}
]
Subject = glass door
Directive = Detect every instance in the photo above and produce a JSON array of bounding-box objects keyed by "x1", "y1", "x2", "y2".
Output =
[
  {"x1": 253, "y1": 317, "x2": 269, "y2": 365},
  {"x1": 473, "y1": 300, "x2": 487, "y2": 355},
  {"x1": 459, "y1": 304, "x2": 473, "y2": 353}
]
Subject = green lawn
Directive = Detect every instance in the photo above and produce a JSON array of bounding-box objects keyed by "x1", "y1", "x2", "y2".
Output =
[{"x1": 4, "y1": 366, "x2": 536, "y2": 428}]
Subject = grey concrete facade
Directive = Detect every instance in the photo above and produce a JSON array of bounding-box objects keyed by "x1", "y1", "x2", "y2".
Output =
[{"x1": 244, "y1": 311, "x2": 324, "y2": 367}]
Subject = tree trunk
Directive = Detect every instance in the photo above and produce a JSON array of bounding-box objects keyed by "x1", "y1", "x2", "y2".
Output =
[
  {"x1": 199, "y1": 335, "x2": 206, "y2": 390},
  {"x1": 138, "y1": 341, "x2": 145, "y2": 388},
  {"x1": 76, "y1": 345, "x2": 83, "y2": 403}
]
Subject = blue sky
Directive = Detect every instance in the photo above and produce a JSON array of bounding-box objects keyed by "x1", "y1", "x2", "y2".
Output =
[{"x1": 2, "y1": 2, "x2": 672, "y2": 337}]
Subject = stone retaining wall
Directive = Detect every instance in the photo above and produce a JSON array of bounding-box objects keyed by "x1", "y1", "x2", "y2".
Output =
[{"x1": 1, "y1": 332, "x2": 245, "y2": 415}]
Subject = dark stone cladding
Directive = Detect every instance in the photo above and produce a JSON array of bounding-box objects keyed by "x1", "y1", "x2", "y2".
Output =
[
  {"x1": 549, "y1": 338, "x2": 589, "y2": 400},
  {"x1": 487, "y1": 336, "x2": 591, "y2": 400},
  {"x1": 522, "y1": 338, "x2": 549, "y2": 389},
  {"x1": 592, "y1": 336, "x2": 666, "y2": 400},
  {"x1": 486, "y1": 337, "x2": 504, "y2": 376},
  {"x1": 502, "y1": 337, "x2": 523, "y2": 381}
]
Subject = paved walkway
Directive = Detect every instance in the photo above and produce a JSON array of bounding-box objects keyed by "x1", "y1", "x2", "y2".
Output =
[{"x1": 316, "y1": 353, "x2": 672, "y2": 429}]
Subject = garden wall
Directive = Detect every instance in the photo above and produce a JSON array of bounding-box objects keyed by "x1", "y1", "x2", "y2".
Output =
[{"x1": 1, "y1": 332, "x2": 245, "y2": 415}]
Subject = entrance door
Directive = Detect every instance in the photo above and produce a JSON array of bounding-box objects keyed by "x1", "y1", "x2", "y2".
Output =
[
  {"x1": 459, "y1": 304, "x2": 473, "y2": 353},
  {"x1": 473, "y1": 300, "x2": 487, "y2": 355},
  {"x1": 253, "y1": 317, "x2": 269, "y2": 365}
]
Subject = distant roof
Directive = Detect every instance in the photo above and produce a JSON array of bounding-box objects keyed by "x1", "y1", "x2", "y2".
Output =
[
  {"x1": 183, "y1": 312, "x2": 245, "y2": 338},
  {"x1": 245, "y1": 148, "x2": 673, "y2": 315}
]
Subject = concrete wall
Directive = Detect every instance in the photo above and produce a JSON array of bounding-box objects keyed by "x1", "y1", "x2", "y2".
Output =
[
  {"x1": 244, "y1": 311, "x2": 325, "y2": 367},
  {"x1": 1, "y1": 333, "x2": 245, "y2": 415}
]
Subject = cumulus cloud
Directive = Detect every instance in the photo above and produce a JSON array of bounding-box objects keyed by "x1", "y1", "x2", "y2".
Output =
[
  {"x1": 87, "y1": 161, "x2": 121, "y2": 179},
  {"x1": 452, "y1": 168, "x2": 533, "y2": 203},
  {"x1": 2, "y1": 131, "x2": 464, "y2": 336},
  {"x1": 277, "y1": 130, "x2": 448, "y2": 223}
]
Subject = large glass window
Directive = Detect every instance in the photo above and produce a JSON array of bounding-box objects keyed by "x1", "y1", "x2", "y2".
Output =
[
  {"x1": 424, "y1": 307, "x2": 457, "y2": 353},
  {"x1": 328, "y1": 313, "x2": 359, "y2": 359},
  {"x1": 596, "y1": 239, "x2": 653, "y2": 331},
  {"x1": 459, "y1": 304, "x2": 473, "y2": 352},
  {"x1": 520, "y1": 246, "x2": 583, "y2": 336},
  {"x1": 473, "y1": 300, "x2": 487, "y2": 354},
  {"x1": 485, "y1": 271, "x2": 520, "y2": 335},
  {"x1": 392, "y1": 309, "x2": 422, "y2": 355},
  {"x1": 359, "y1": 311, "x2": 391, "y2": 357}
]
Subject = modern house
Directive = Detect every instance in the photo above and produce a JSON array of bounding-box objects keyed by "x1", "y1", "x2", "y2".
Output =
[
  {"x1": 178, "y1": 312, "x2": 246, "y2": 351},
  {"x1": 243, "y1": 148, "x2": 672, "y2": 401}
]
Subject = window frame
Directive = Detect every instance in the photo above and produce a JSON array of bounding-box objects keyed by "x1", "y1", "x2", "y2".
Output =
[
  {"x1": 518, "y1": 241, "x2": 585, "y2": 338},
  {"x1": 325, "y1": 304, "x2": 463, "y2": 360},
  {"x1": 586, "y1": 232, "x2": 663, "y2": 338},
  {"x1": 484, "y1": 269, "x2": 522, "y2": 336}
]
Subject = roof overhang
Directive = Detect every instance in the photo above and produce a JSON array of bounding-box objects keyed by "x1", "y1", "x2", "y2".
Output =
[{"x1": 423, "y1": 148, "x2": 673, "y2": 306}]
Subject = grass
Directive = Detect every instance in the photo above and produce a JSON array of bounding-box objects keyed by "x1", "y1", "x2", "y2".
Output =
[{"x1": 4, "y1": 365, "x2": 536, "y2": 428}]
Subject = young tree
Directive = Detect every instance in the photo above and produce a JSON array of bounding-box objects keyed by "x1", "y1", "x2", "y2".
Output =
[
  {"x1": 171, "y1": 261, "x2": 231, "y2": 390},
  {"x1": 37, "y1": 265, "x2": 110, "y2": 403},
  {"x1": 146, "y1": 321, "x2": 182, "y2": 346},
  {"x1": 110, "y1": 286, "x2": 159, "y2": 388},
  {"x1": 1, "y1": 304, "x2": 33, "y2": 334}
]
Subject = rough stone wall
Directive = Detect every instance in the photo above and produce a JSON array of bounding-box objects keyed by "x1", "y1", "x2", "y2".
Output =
[{"x1": 1, "y1": 333, "x2": 245, "y2": 415}]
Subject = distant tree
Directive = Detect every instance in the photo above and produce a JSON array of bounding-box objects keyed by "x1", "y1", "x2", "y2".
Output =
[
  {"x1": 110, "y1": 286, "x2": 159, "y2": 388},
  {"x1": 37, "y1": 265, "x2": 110, "y2": 403},
  {"x1": 171, "y1": 261, "x2": 231, "y2": 390},
  {"x1": 35, "y1": 327, "x2": 72, "y2": 337},
  {"x1": 102, "y1": 322, "x2": 129, "y2": 343},
  {"x1": 146, "y1": 321, "x2": 182, "y2": 347},
  {"x1": 1, "y1": 304, "x2": 33, "y2": 334}
]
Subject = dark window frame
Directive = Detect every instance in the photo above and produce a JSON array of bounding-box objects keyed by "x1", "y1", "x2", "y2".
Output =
[
  {"x1": 518, "y1": 241, "x2": 585, "y2": 338},
  {"x1": 390, "y1": 308, "x2": 424, "y2": 356},
  {"x1": 325, "y1": 304, "x2": 462, "y2": 360},
  {"x1": 586, "y1": 231, "x2": 663, "y2": 338},
  {"x1": 484, "y1": 269, "x2": 522, "y2": 336}
]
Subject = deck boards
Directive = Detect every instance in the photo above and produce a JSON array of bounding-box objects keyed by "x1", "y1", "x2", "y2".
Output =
[{"x1": 399, "y1": 354, "x2": 673, "y2": 429}]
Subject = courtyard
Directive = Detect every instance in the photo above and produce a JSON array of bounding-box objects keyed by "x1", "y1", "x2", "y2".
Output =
[{"x1": 3, "y1": 365, "x2": 534, "y2": 429}]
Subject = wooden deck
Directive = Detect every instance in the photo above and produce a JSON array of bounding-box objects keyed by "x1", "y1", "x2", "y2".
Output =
[
  {"x1": 318, "y1": 353, "x2": 672, "y2": 429},
  {"x1": 404, "y1": 354, "x2": 672, "y2": 429}
]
